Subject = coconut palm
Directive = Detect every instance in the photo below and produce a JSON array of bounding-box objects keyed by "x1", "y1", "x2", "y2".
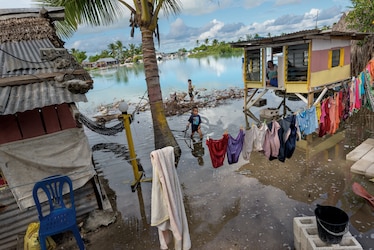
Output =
[
  {"x1": 115, "y1": 40, "x2": 124, "y2": 62},
  {"x1": 108, "y1": 42, "x2": 117, "y2": 58},
  {"x1": 34, "y1": 0, "x2": 182, "y2": 164}
]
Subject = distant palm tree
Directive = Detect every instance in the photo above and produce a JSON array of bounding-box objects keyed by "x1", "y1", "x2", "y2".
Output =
[
  {"x1": 108, "y1": 43, "x2": 117, "y2": 58},
  {"x1": 115, "y1": 40, "x2": 124, "y2": 62},
  {"x1": 128, "y1": 43, "x2": 136, "y2": 59},
  {"x1": 34, "y1": 0, "x2": 183, "y2": 164},
  {"x1": 205, "y1": 38, "x2": 209, "y2": 45},
  {"x1": 212, "y1": 39, "x2": 218, "y2": 46}
]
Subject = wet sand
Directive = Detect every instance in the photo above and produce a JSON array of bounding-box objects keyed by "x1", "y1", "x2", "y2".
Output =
[{"x1": 59, "y1": 98, "x2": 374, "y2": 249}]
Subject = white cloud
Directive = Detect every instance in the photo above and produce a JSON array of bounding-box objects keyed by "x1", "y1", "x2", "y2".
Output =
[{"x1": 198, "y1": 19, "x2": 225, "y2": 40}]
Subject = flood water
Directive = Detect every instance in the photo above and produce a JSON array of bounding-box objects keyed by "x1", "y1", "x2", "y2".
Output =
[{"x1": 79, "y1": 57, "x2": 374, "y2": 249}]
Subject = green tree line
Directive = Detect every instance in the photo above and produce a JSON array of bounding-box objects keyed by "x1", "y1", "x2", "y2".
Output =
[{"x1": 70, "y1": 41, "x2": 143, "y2": 64}]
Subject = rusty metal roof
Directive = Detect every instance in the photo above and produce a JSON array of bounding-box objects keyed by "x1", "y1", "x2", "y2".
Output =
[
  {"x1": 231, "y1": 29, "x2": 371, "y2": 48},
  {"x1": 0, "y1": 9, "x2": 92, "y2": 115},
  {"x1": 0, "y1": 81, "x2": 87, "y2": 115}
]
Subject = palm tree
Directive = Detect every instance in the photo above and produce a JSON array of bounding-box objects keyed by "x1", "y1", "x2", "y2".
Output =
[
  {"x1": 35, "y1": 0, "x2": 182, "y2": 164},
  {"x1": 115, "y1": 40, "x2": 124, "y2": 62},
  {"x1": 128, "y1": 43, "x2": 136, "y2": 60},
  {"x1": 108, "y1": 42, "x2": 117, "y2": 58},
  {"x1": 212, "y1": 39, "x2": 218, "y2": 46}
]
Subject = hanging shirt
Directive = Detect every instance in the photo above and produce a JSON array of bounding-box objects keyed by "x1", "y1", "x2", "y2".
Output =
[
  {"x1": 206, "y1": 134, "x2": 229, "y2": 168},
  {"x1": 278, "y1": 115, "x2": 300, "y2": 162},
  {"x1": 227, "y1": 129, "x2": 245, "y2": 164},
  {"x1": 297, "y1": 106, "x2": 318, "y2": 136},
  {"x1": 242, "y1": 123, "x2": 267, "y2": 161},
  {"x1": 350, "y1": 77, "x2": 356, "y2": 113},
  {"x1": 262, "y1": 120, "x2": 280, "y2": 160},
  {"x1": 284, "y1": 115, "x2": 300, "y2": 159},
  {"x1": 150, "y1": 146, "x2": 191, "y2": 250},
  {"x1": 342, "y1": 87, "x2": 350, "y2": 121},
  {"x1": 328, "y1": 96, "x2": 338, "y2": 134},
  {"x1": 355, "y1": 76, "x2": 361, "y2": 110}
]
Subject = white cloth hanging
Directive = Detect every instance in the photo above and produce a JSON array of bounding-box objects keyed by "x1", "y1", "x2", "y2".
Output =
[{"x1": 150, "y1": 146, "x2": 191, "y2": 250}]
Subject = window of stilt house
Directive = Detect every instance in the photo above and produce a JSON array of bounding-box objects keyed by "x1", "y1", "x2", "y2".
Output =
[
  {"x1": 245, "y1": 49, "x2": 262, "y2": 82},
  {"x1": 329, "y1": 48, "x2": 344, "y2": 68},
  {"x1": 286, "y1": 43, "x2": 309, "y2": 81}
]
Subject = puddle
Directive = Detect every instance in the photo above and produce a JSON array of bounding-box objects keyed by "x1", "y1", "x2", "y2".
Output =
[{"x1": 85, "y1": 99, "x2": 374, "y2": 249}]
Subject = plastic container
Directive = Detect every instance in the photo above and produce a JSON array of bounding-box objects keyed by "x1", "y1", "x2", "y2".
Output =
[{"x1": 314, "y1": 204, "x2": 349, "y2": 244}]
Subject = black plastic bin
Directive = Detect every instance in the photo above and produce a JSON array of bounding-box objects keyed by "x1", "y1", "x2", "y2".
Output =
[{"x1": 314, "y1": 204, "x2": 349, "y2": 244}]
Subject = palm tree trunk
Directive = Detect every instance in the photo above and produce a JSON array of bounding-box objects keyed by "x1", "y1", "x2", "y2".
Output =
[{"x1": 140, "y1": 27, "x2": 181, "y2": 165}]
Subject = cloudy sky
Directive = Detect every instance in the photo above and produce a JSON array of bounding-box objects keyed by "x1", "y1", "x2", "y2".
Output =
[{"x1": 1, "y1": 0, "x2": 352, "y2": 55}]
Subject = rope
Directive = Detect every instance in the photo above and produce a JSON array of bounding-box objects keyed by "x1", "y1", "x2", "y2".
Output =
[{"x1": 79, "y1": 113, "x2": 124, "y2": 136}]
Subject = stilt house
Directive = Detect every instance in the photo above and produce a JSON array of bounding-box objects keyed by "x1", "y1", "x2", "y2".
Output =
[{"x1": 231, "y1": 29, "x2": 369, "y2": 126}]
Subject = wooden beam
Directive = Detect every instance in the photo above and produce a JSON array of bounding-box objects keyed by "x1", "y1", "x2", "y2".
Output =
[{"x1": 0, "y1": 69, "x2": 88, "y2": 87}]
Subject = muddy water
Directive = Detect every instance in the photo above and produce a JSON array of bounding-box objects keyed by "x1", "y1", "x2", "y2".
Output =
[{"x1": 84, "y1": 98, "x2": 374, "y2": 250}]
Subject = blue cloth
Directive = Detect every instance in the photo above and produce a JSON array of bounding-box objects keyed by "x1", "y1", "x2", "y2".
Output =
[{"x1": 296, "y1": 106, "x2": 318, "y2": 136}]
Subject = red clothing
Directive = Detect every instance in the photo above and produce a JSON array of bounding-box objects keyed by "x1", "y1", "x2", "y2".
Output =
[
  {"x1": 206, "y1": 134, "x2": 229, "y2": 168},
  {"x1": 319, "y1": 98, "x2": 330, "y2": 137}
]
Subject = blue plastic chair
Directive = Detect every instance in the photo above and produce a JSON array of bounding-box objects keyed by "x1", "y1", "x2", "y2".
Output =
[{"x1": 32, "y1": 175, "x2": 85, "y2": 250}]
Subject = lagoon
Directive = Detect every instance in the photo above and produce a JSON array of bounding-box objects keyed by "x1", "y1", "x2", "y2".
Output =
[{"x1": 78, "y1": 55, "x2": 244, "y2": 114}]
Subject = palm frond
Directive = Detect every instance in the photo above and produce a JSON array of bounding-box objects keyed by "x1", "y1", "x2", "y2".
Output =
[
  {"x1": 162, "y1": 0, "x2": 183, "y2": 17},
  {"x1": 32, "y1": 0, "x2": 127, "y2": 37},
  {"x1": 154, "y1": 0, "x2": 182, "y2": 18}
]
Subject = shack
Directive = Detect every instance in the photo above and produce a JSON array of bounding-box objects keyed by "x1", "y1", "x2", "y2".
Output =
[
  {"x1": 0, "y1": 8, "x2": 110, "y2": 249},
  {"x1": 231, "y1": 29, "x2": 369, "y2": 127}
]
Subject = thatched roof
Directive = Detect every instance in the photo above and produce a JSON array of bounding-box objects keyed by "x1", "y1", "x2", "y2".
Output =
[{"x1": 0, "y1": 7, "x2": 65, "y2": 47}]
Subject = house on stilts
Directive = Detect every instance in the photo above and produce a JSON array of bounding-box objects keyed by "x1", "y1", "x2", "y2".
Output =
[
  {"x1": 231, "y1": 29, "x2": 370, "y2": 129},
  {"x1": 0, "y1": 8, "x2": 111, "y2": 249}
]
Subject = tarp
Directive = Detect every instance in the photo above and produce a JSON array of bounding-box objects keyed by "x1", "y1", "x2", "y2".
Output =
[{"x1": 0, "y1": 127, "x2": 96, "y2": 210}]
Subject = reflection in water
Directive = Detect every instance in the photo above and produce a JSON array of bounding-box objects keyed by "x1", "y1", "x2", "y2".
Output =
[
  {"x1": 90, "y1": 64, "x2": 145, "y2": 84},
  {"x1": 191, "y1": 139, "x2": 205, "y2": 166},
  {"x1": 92, "y1": 142, "x2": 144, "y2": 174},
  {"x1": 182, "y1": 183, "x2": 241, "y2": 248}
]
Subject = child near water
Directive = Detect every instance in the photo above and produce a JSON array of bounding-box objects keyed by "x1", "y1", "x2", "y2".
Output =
[{"x1": 186, "y1": 107, "x2": 203, "y2": 140}]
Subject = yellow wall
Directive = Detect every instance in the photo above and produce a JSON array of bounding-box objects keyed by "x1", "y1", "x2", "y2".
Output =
[
  {"x1": 245, "y1": 82, "x2": 263, "y2": 89},
  {"x1": 284, "y1": 82, "x2": 309, "y2": 93},
  {"x1": 310, "y1": 65, "x2": 350, "y2": 88}
]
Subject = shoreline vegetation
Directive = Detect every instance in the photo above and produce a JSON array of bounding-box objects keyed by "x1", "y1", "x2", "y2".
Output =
[{"x1": 72, "y1": 39, "x2": 244, "y2": 67}]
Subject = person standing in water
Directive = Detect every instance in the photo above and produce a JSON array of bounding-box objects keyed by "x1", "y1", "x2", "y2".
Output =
[
  {"x1": 186, "y1": 106, "x2": 203, "y2": 140},
  {"x1": 188, "y1": 79, "x2": 194, "y2": 102}
]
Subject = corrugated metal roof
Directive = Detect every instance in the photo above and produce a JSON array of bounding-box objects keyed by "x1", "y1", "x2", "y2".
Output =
[
  {"x1": 231, "y1": 29, "x2": 371, "y2": 48},
  {"x1": 0, "y1": 81, "x2": 87, "y2": 115},
  {"x1": 0, "y1": 31, "x2": 92, "y2": 115},
  {"x1": 0, "y1": 39, "x2": 54, "y2": 74}
]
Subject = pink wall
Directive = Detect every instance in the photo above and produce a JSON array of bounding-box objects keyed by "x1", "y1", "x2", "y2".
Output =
[
  {"x1": 310, "y1": 46, "x2": 351, "y2": 73},
  {"x1": 310, "y1": 50, "x2": 329, "y2": 72}
]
